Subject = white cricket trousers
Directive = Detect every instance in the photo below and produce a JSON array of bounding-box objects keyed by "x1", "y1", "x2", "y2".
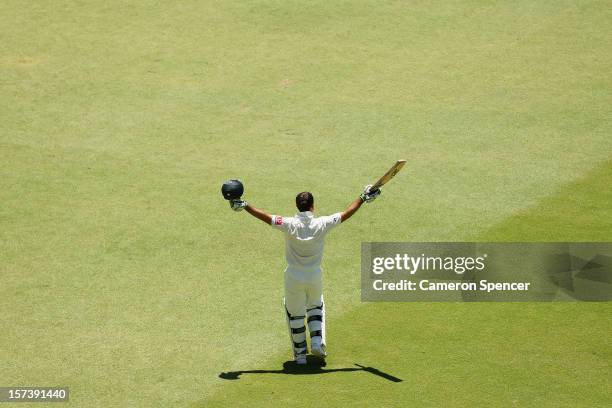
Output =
[{"x1": 284, "y1": 269, "x2": 323, "y2": 316}]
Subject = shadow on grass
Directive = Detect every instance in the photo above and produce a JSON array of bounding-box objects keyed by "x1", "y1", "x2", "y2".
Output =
[{"x1": 219, "y1": 356, "x2": 402, "y2": 382}]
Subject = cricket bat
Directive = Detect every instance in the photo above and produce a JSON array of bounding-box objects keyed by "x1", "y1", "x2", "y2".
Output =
[{"x1": 370, "y1": 160, "x2": 406, "y2": 192}]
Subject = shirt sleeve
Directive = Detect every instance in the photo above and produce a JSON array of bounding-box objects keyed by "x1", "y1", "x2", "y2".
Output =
[
  {"x1": 321, "y1": 212, "x2": 342, "y2": 232},
  {"x1": 270, "y1": 215, "x2": 290, "y2": 231}
]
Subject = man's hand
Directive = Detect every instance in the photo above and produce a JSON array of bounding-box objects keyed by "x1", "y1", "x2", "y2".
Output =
[
  {"x1": 230, "y1": 199, "x2": 248, "y2": 211},
  {"x1": 360, "y1": 185, "x2": 382, "y2": 203}
]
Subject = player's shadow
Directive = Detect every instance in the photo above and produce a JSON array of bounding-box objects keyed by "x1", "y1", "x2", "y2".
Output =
[{"x1": 219, "y1": 356, "x2": 402, "y2": 383}]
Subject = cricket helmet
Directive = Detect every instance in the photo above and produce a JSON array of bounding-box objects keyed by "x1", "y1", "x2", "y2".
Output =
[{"x1": 221, "y1": 179, "x2": 244, "y2": 200}]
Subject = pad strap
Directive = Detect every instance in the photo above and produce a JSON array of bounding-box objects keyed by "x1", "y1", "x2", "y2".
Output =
[{"x1": 307, "y1": 303, "x2": 323, "y2": 312}]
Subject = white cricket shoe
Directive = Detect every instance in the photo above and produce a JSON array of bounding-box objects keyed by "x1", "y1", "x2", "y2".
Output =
[
  {"x1": 311, "y1": 339, "x2": 327, "y2": 358},
  {"x1": 296, "y1": 354, "x2": 307, "y2": 365}
]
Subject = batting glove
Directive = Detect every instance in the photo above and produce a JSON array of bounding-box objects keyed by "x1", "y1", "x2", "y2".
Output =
[
  {"x1": 230, "y1": 199, "x2": 247, "y2": 211},
  {"x1": 360, "y1": 185, "x2": 381, "y2": 203}
]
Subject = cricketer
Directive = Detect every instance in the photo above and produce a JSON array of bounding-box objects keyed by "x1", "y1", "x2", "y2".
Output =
[{"x1": 226, "y1": 184, "x2": 380, "y2": 364}]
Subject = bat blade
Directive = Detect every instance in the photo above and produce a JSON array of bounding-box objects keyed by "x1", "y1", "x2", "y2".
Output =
[{"x1": 371, "y1": 160, "x2": 406, "y2": 191}]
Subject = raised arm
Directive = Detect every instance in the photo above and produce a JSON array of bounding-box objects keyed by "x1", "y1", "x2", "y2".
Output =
[
  {"x1": 340, "y1": 185, "x2": 382, "y2": 223},
  {"x1": 340, "y1": 197, "x2": 364, "y2": 223},
  {"x1": 228, "y1": 196, "x2": 273, "y2": 225},
  {"x1": 244, "y1": 203, "x2": 272, "y2": 225}
]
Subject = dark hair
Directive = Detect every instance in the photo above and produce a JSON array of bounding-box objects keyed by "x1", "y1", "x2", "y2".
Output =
[{"x1": 295, "y1": 191, "x2": 314, "y2": 212}]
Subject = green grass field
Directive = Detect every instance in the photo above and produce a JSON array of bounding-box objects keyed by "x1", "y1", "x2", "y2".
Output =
[{"x1": 1, "y1": 1, "x2": 611, "y2": 406}]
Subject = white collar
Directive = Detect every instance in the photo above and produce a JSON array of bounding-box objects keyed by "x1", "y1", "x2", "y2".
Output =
[{"x1": 297, "y1": 211, "x2": 314, "y2": 218}]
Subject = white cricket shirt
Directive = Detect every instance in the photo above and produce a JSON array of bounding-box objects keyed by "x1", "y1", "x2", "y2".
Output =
[{"x1": 271, "y1": 211, "x2": 342, "y2": 276}]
